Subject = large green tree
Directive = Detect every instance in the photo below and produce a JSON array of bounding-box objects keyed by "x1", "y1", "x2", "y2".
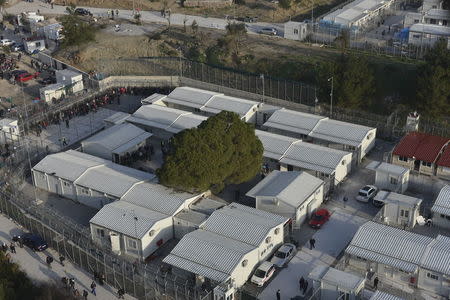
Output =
[
  {"x1": 317, "y1": 54, "x2": 375, "y2": 110},
  {"x1": 157, "y1": 111, "x2": 263, "y2": 193},
  {"x1": 415, "y1": 39, "x2": 450, "y2": 119}
]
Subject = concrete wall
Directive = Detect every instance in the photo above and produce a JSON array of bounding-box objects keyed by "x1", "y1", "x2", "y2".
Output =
[
  {"x1": 32, "y1": 170, "x2": 48, "y2": 191},
  {"x1": 230, "y1": 248, "x2": 260, "y2": 288},
  {"x1": 417, "y1": 268, "x2": 450, "y2": 297},
  {"x1": 140, "y1": 217, "x2": 174, "y2": 259},
  {"x1": 360, "y1": 129, "x2": 377, "y2": 159},
  {"x1": 255, "y1": 197, "x2": 295, "y2": 223},
  {"x1": 256, "y1": 225, "x2": 285, "y2": 262},
  {"x1": 98, "y1": 76, "x2": 176, "y2": 92},
  {"x1": 335, "y1": 153, "x2": 353, "y2": 184},
  {"x1": 375, "y1": 171, "x2": 409, "y2": 193},
  {"x1": 382, "y1": 203, "x2": 419, "y2": 228},
  {"x1": 436, "y1": 166, "x2": 450, "y2": 181}
]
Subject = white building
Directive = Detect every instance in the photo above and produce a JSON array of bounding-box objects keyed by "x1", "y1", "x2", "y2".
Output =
[
  {"x1": 103, "y1": 111, "x2": 130, "y2": 128},
  {"x1": 127, "y1": 105, "x2": 207, "y2": 139},
  {"x1": 345, "y1": 221, "x2": 450, "y2": 298},
  {"x1": 366, "y1": 161, "x2": 410, "y2": 193},
  {"x1": 23, "y1": 37, "x2": 45, "y2": 54},
  {"x1": 163, "y1": 203, "x2": 288, "y2": 289},
  {"x1": 90, "y1": 181, "x2": 202, "y2": 260},
  {"x1": 246, "y1": 170, "x2": 324, "y2": 227},
  {"x1": 32, "y1": 150, "x2": 155, "y2": 208},
  {"x1": 423, "y1": 9, "x2": 450, "y2": 26},
  {"x1": 408, "y1": 23, "x2": 450, "y2": 49},
  {"x1": 0, "y1": 118, "x2": 20, "y2": 144},
  {"x1": 256, "y1": 130, "x2": 353, "y2": 185},
  {"x1": 263, "y1": 108, "x2": 376, "y2": 163},
  {"x1": 55, "y1": 69, "x2": 84, "y2": 93},
  {"x1": 17, "y1": 12, "x2": 44, "y2": 26},
  {"x1": 431, "y1": 185, "x2": 450, "y2": 230},
  {"x1": 151, "y1": 87, "x2": 261, "y2": 123},
  {"x1": 421, "y1": 0, "x2": 443, "y2": 11},
  {"x1": 309, "y1": 266, "x2": 365, "y2": 300},
  {"x1": 81, "y1": 123, "x2": 152, "y2": 162},
  {"x1": 39, "y1": 83, "x2": 66, "y2": 103},
  {"x1": 321, "y1": 0, "x2": 394, "y2": 29},
  {"x1": 373, "y1": 191, "x2": 422, "y2": 228},
  {"x1": 284, "y1": 21, "x2": 309, "y2": 41}
]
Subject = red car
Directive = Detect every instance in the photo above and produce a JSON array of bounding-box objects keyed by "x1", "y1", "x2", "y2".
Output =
[
  {"x1": 15, "y1": 72, "x2": 40, "y2": 82},
  {"x1": 309, "y1": 209, "x2": 331, "y2": 229}
]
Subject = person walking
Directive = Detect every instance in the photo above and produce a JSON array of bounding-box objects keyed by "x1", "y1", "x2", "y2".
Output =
[
  {"x1": 61, "y1": 277, "x2": 68, "y2": 289},
  {"x1": 116, "y1": 9, "x2": 119, "y2": 16},
  {"x1": 374, "y1": 277, "x2": 379, "y2": 289},
  {"x1": 9, "y1": 242, "x2": 16, "y2": 253},
  {"x1": 46, "y1": 256, "x2": 53, "y2": 268},
  {"x1": 17, "y1": 236, "x2": 23, "y2": 248},
  {"x1": 83, "y1": 289, "x2": 89, "y2": 300},
  {"x1": 309, "y1": 238, "x2": 316, "y2": 250},
  {"x1": 90, "y1": 281, "x2": 97, "y2": 296},
  {"x1": 303, "y1": 280, "x2": 309, "y2": 294},
  {"x1": 299, "y1": 276, "x2": 305, "y2": 292},
  {"x1": 276, "y1": 289, "x2": 281, "y2": 300},
  {"x1": 65, "y1": 119, "x2": 69, "y2": 128},
  {"x1": 69, "y1": 278, "x2": 75, "y2": 290},
  {"x1": 117, "y1": 288, "x2": 125, "y2": 299},
  {"x1": 59, "y1": 255, "x2": 65, "y2": 266}
]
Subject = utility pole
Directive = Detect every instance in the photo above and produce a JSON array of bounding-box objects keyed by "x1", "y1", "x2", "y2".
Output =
[
  {"x1": 260, "y1": 74, "x2": 265, "y2": 103},
  {"x1": 328, "y1": 77, "x2": 333, "y2": 117}
]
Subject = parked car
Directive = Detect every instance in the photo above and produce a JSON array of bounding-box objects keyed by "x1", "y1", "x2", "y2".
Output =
[
  {"x1": 15, "y1": 71, "x2": 40, "y2": 82},
  {"x1": 74, "y1": 8, "x2": 93, "y2": 16},
  {"x1": 251, "y1": 261, "x2": 276, "y2": 287},
  {"x1": 0, "y1": 39, "x2": 14, "y2": 46},
  {"x1": 356, "y1": 185, "x2": 378, "y2": 202},
  {"x1": 270, "y1": 243, "x2": 296, "y2": 267},
  {"x1": 309, "y1": 208, "x2": 331, "y2": 229},
  {"x1": 22, "y1": 233, "x2": 48, "y2": 251},
  {"x1": 258, "y1": 27, "x2": 277, "y2": 35},
  {"x1": 10, "y1": 43, "x2": 24, "y2": 52}
]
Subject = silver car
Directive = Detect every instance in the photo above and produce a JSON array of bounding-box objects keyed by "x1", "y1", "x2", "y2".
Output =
[
  {"x1": 356, "y1": 185, "x2": 378, "y2": 202},
  {"x1": 259, "y1": 27, "x2": 277, "y2": 36},
  {"x1": 270, "y1": 243, "x2": 296, "y2": 267}
]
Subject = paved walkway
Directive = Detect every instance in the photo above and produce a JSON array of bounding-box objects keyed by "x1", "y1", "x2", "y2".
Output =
[
  {"x1": 0, "y1": 213, "x2": 136, "y2": 300},
  {"x1": 6, "y1": 1, "x2": 285, "y2": 36}
]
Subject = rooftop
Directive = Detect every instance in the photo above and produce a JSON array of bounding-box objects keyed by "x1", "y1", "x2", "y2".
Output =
[
  {"x1": 167, "y1": 87, "x2": 220, "y2": 108},
  {"x1": 437, "y1": 145, "x2": 450, "y2": 167},
  {"x1": 393, "y1": 132, "x2": 449, "y2": 163},
  {"x1": 431, "y1": 185, "x2": 450, "y2": 216},
  {"x1": 201, "y1": 202, "x2": 288, "y2": 246},
  {"x1": 174, "y1": 209, "x2": 209, "y2": 225},
  {"x1": 369, "y1": 291, "x2": 406, "y2": 300},
  {"x1": 141, "y1": 93, "x2": 168, "y2": 105},
  {"x1": 103, "y1": 111, "x2": 130, "y2": 125},
  {"x1": 263, "y1": 108, "x2": 327, "y2": 136},
  {"x1": 309, "y1": 266, "x2": 365, "y2": 291},
  {"x1": 255, "y1": 130, "x2": 299, "y2": 161},
  {"x1": 82, "y1": 123, "x2": 152, "y2": 153},
  {"x1": 246, "y1": 170, "x2": 323, "y2": 208},
  {"x1": 374, "y1": 191, "x2": 422, "y2": 208},
  {"x1": 366, "y1": 161, "x2": 409, "y2": 176},
  {"x1": 409, "y1": 23, "x2": 450, "y2": 35}
]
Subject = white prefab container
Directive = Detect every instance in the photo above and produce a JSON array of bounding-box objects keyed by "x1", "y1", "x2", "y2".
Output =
[
  {"x1": 42, "y1": 23, "x2": 63, "y2": 41},
  {"x1": 56, "y1": 69, "x2": 83, "y2": 85},
  {"x1": 23, "y1": 38, "x2": 46, "y2": 54},
  {"x1": 40, "y1": 83, "x2": 66, "y2": 103},
  {"x1": 284, "y1": 21, "x2": 309, "y2": 41},
  {"x1": 0, "y1": 118, "x2": 20, "y2": 144}
]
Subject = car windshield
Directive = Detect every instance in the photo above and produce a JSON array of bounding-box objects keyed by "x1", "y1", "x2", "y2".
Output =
[
  {"x1": 274, "y1": 251, "x2": 286, "y2": 258},
  {"x1": 362, "y1": 186, "x2": 371, "y2": 191},
  {"x1": 313, "y1": 214, "x2": 324, "y2": 221},
  {"x1": 254, "y1": 269, "x2": 266, "y2": 278},
  {"x1": 358, "y1": 191, "x2": 368, "y2": 196}
]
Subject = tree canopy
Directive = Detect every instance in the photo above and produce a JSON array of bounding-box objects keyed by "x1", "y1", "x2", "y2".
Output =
[
  {"x1": 415, "y1": 39, "x2": 450, "y2": 119},
  {"x1": 157, "y1": 111, "x2": 263, "y2": 193},
  {"x1": 60, "y1": 5, "x2": 96, "y2": 48},
  {"x1": 317, "y1": 54, "x2": 375, "y2": 110}
]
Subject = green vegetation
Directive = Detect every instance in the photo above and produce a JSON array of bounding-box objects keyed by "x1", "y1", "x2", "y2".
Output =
[
  {"x1": 415, "y1": 39, "x2": 450, "y2": 119},
  {"x1": 157, "y1": 111, "x2": 263, "y2": 193},
  {"x1": 279, "y1": 0, "x2": 293, "y2": 10},
  {"x1": 0, "y1": 251, "x2": 75, "y2": 300},
  {"x1": 205, "y1": 22, "x2": 247, "y2": 66},
  {"x1": 60, "y1": 5, "x2": 96, "y2": 48}
]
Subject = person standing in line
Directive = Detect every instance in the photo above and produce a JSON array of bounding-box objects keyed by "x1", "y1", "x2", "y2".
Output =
[
  {"x1": 90, "y1": 281, "x2": 97, "y2": 295},
  {"x1": 276, "y1": 289, "x2": 281, "y2": 300},
  {"x1": 61, "y1": 277, "x2": 68, "y2": 289},
  {"x1": 309, "y1": 238, "x2": 316, "y2": 250},
  {"x1": 69, "y1": 277, "x2": 75, "y2": 290},
  {"x1": 303, "y1": 280, "x2": 308, "y2": 294},
  {"x1": 59, "y1": 255, "x2": 65, "y2": 266},
  {"x1": 65, "y1": 119, "x2": 69, "y2": 128},
  {"x1": 117, "y1": 288, "x2": 125, "y2": 299},
  {"x1": 374, "y1": 277, "x2": 379, "y2": 289},
  {"x1": 83, "y1": 289, "x2": 89, "y2": 300},
  {"x1": 9, "y1": 242, "x2": 16, "y2": 253},
  {"x1": 46, "y1": 256, "x2": 53, "y2": 268},
  {"x1": 299, "y1": 276, "x2": 305, "y2": 292}
]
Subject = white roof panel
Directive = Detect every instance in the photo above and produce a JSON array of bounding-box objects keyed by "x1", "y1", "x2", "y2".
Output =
[
  {"x1": 421, "y1": 235, "x2": 450, "y2": 276},
  {"x1": 103, "y1": 111, "x2": 130, "y2": 125},
  {"x1": 129, "y1": 105, "x2": 187, "y2": 128},
  {"x1": 204, "y1": 95, "x2": 259, "y2": 117},
  {"x1": 255, "y1": 130, "x2": 300, "y2": 160},
  {"x1": 112, "y1": 132, "x2": 153, "y2": 155},
  {"x1": 167, "y1": 87, "x2": 222, "y2": 108},
  {"x1": 163, "y1": 229, "x2": 254, "y2": 281},
  {"x1": 246, "y1": 170, "x2": 323, "y2": 208},
  {"x1": 201, "y1": 203, "x2": 287, "y2": 246},
  {"x1": 141, "y1": 93, "x2": 167, "y2": 104},
  {"x1": 121, "y1": 182, "x2": 198, "y2": 215},
  {"x1": 90, "y1": 201, "x2": 168, "y2": 239},
  {"x1": 370, "y1": 291, "x2": 406, "y2": 300},
  {"x1": 75, "y1": 164, "x2": 154, "y2": 198},
  {"x1": 32, "y1": 150, "x2": 107, "y2": 181},
  {"x1": 310, "y1": 119, "x2": 375, "y2": 147},
  {"x1": 83, "y1": 123, "x2": 151, "y2": 152},
  {"x1": 264, "y1": 108, "x2": 327, "y2": 136},
  {"x1": 374, "y1": 191, "x2": 422, "y2": 208},
  {"x1": 168, "y1": 114, "x2": 207, "y2": 133},
  {"x1": 321, "y1": 267, "x2": 365, "y2": 291},
  {"x1": 431, "y1": 185, "x2": 450, "y2": 216},
  {"x1": 366, "y1": 161, "x2": 409, "y2": 176}
]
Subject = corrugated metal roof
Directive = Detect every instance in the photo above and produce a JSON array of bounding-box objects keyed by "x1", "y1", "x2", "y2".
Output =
[
  {"x1": 168, "y1": 114, "x2": 207, "y2": 133},
  {"x1": 281, "y1": 142, "x2": 351, "y2": 175},
  {"x1": 103, "y1": 111, "x2": 130, "y2": 125},
  {"x1": 393, "y1": 132, "x2": 449, "y2": 163},
  {"x1": 421, "y1": 235, "x2": 450, "y2": 275},
  {"x1": 112, "y1": 132, "x2": 153, "y2": 155},
  {"x1": 203, "y1": 95, "x2": 259, "y2": 117},
  {"x1": 32, "y1": 150, "x2": 107, "y2": 181},
  {"x1": 369, "y1": 291, "x2": 406, "y2": 300},
  {"x1": 163, "y1": 229, "x2": 255, "y2": 281},
  {"x1": 90, "y1": 201, "x2": 168, "y2": 239},
  {"x1": 75, "y1": 164, "x2": 155, "y2": 198},
  {"x1": 321, "y1": 267, "x2": 365, "y2": 291},
  {"x1": 129, "y1": 105, "x2": 186, "y2": 129},
  {"x1": 141, "y1": 93, "x2": 167, "y2": 104},
  {"x1": 167, "y1": 87, "x2": 221, "y2": 108},
  {"x1": 346, "y1": 222, "x2": 433, "y2": 272},
  {"x1": 374, "y1": 191, "x2": 422, "y2": 208},
  {"x1": 246, "y1": 170, "x2": 323, "y2": 208},
  {"x1": 309, "y1": 119, "x2": 374, "y2": 147},
  {"x1": 121, "y1": 182, "x2": 197, "y2": 215},
  {"x1": 437, "y1": 145, "x2": 450, "y2": 168},
  {"x1": 366, "y1": 161, "x2": 408, "y2": 176},
  {"x1": 264, "y1": 108, "x2": 327, "y2": 136},
  {"x1": 255, "y1": 130, "x2": 299, "y2": 160},
  {"x1": 201, "y1": 203, "x2": 287, "y2": 246},
  {"x1": 82, "y1": 123, "x2": 151, "y2": 152},
  {"x1": 431, "y1": 185, "x2": 450, "y2": 215}
]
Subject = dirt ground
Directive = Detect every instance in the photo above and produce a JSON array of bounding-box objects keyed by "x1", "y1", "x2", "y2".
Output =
[{"x1": 56, "y1": 0, "x2": 333, "y2": 23}]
